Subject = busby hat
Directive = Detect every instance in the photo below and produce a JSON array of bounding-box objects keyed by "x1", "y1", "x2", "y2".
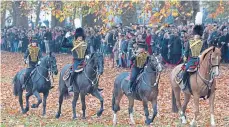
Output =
[
  {"x1": 193, "y1": 12, "x2": 204, "y2": 36},
  {"x1": 31, "y1": 36, "x2": 38, "y2": 43},
  {"x1": 75, "y1": 27, "x2": 85, "y2": 40}
]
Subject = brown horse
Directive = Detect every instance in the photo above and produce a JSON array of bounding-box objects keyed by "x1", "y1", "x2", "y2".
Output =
[{"x1": 170, "y1": 46, "x2": 221, "y2": 127}]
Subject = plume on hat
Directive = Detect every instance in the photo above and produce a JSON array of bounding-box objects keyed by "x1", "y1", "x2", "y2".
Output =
[
  {"x1": 195, "y1": 12, "x2": 203, "y2": 25},
  {"x1": 193, "y1": 12, "x2": 204, "y2": 36}
]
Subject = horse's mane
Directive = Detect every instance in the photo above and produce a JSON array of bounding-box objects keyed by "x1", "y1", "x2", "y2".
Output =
[{"x1": 200, "y1": 46, "x2": 214, "y2": 62}]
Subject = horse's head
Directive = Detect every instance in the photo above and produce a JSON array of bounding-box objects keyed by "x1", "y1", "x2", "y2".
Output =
[
  {"x1": 209, "y1": 47, "x2": 221, "y2": 76},
  {"x1": 86, "y1": 52, "x2": 104, "y2": 75},
  {"x1": 43, "y1": 52, "x2": 58, "y2": 75},
  {"x1": 148, "y1": 54, "x2": 163, "y2": 72}
]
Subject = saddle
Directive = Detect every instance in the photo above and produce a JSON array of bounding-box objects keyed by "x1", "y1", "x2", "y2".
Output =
[
  {"x1": 63, "y1": 64, "x2": 85, "y2": 81},
  {"x1": 125, "y1": 72, "x2": 144, "y2": 87},
  {"x1": 175, "y1": 60, "x2": 199, "y2": 93}
]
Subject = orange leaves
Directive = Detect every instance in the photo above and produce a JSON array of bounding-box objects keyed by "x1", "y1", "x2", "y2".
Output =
[
  {"x1": 2, "y1": 52, "x2": 229, "y2": 126},
  {"x1": 209, "y1": 0, "x2": 225, "y2": 19}
]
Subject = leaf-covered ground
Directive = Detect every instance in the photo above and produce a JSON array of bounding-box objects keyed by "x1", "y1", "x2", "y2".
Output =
[{"x1": 1, "y1": 51, "x2": 229, "y2": 127}]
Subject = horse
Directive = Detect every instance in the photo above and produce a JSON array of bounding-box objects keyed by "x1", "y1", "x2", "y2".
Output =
[
  {"x1": 12, "y1": 53, "x2": 58, "y2": 116},
  {"x1": 112, "y1": 55, "x2": 163, "y2": 125},
  {"x1": 170, "y1": 46, "x2": 221, "y2": 127},
  {"x1": 55, "y1": 52, "x2": 104, "y2": 119}
]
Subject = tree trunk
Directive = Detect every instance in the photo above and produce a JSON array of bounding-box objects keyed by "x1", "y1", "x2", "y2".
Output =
[
  {"x1": 35, "y1": 1, "x2": 42, "y2": 27},
  {"x1": 73, "y1": 6, "x2": 76, "y2": 27},
  {"x1": 192, "y1": 1, "x2": 200, "y2": 23},
  {"x1": 51, "y1": 1, "x2": 65, "y2": 28},
  {"x1": 1, "y1": 5, "x2": 6, "y2": 28},
  {"x1": 121, "y1": 2, "x2": 137, "y2": 26},
  {"x1": 12, "y1": 1, "x2": 28, "y2": 28}
]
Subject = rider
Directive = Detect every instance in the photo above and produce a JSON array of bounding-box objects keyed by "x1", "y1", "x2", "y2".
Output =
[
  {"x1": 128, "y1": 40, "x2": 149, "y2": 94},
  {"x1": 22, "y1": 36, "x2": 42, "y2": 89},
  {"x1": 180, "y1": 12, "x2": 204, "y2": 90},
  {"x1": 62, "y1": 28, "x2": 87, "y2": 92}
]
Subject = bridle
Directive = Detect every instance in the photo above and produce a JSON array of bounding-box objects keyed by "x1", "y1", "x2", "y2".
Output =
[
  {"x1": 84, "y1": 54, "x2": 101, "y2": 86},
  {"x1": 36, "y1": 56, "x2": 56, "y2": 82},
  {"x1": 142, "y1": 56, "x2": 162, "y2": 87},
  {"x1": 196, "y1": 51, "x2": 220, "y2": 99}
]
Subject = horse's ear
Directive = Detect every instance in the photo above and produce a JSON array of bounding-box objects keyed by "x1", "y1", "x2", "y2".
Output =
[{"x1": 213, "y1": 47, "x2": 215, "y2": 52}]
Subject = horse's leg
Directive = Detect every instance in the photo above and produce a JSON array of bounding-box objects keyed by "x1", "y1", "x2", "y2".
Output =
[
  {"x1": 55, "y1": 89, "x2": 66, "y2": 119},
  {"x1": 150, "y1": 98, "x2": 158, "y2": 124},
  {"x1": 173, "y1": 87, "x2": 185, "y2": 123},
  {"x1": 181, "y1": 93, "x2": 191, "y2": 124},
  {"x1": 80, "y1": 93, "x2": 86, "y2": 119},
  {"x1": 42, "y1": 91, "x2": 49, "y2": 116},
  {"x1": 18, "y1": 91, "x2": 24, "y2": 113},
  {"x1": 128, "y1": 97, "x2": 135, "y2": 125},
  {"x1": 72, "y1": 92, "x2": 79, "y2": 120},
  {"x1": 31, "y1": 91, "x2": 42, "y2": 108},
  {"x1": 209, "y1": 91, "x2": 216, "y2": 127},
  {"x1": 91, "y1": 90, "x2": 104, "y2": 117},
  {"x1": 112, "y1": 91, "x2": 124, "y2": 126},
  {"x1": 190, "y1": 94, "x2": 199, "y2": 127},
  {"x1": 142, "y1": 99, "x2": 150, "y2": 125},
  {"x1": 23, "y1": 91, "x2": 33, "y2": 114}
]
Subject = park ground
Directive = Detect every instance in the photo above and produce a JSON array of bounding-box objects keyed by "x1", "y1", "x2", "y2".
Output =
[{"x1": 1, "y1": 51, "x2": 229, "y2": 127}]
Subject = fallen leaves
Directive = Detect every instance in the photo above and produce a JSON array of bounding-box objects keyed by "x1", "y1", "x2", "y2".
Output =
[{"x1": 1, "y1": 51, "x2": 229, "y2": 126}]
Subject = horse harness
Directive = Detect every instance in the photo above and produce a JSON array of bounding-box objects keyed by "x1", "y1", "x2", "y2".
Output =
[
  {"x1": 32, "y1": 58, "x2": 55, "y2": 85},
  {"x1": 196, "y1": 53, "x2": 219, "y2": 99}
]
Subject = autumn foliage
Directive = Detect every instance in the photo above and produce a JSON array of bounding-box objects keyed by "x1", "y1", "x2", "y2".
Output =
[{"x1": 1, "y1": 51, "x2": 229, "y2": 126}]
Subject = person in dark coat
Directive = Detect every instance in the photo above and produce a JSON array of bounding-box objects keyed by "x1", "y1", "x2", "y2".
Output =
[
  {"x1": 161, "y1": 32, "x2": 170, "y2": 62},
  {"x1": 44, "y1": 28, "x2": 52, "y2": 53},
  {"x1": 218, "y1": 28, "x2": 229, "y2": 63},
  {"x1": 168, "y1": 31, "x2": 182, "y2": 64}
]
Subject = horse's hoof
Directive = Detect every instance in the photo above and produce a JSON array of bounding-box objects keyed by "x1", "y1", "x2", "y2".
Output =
[
  {"x1": 190, "y1": 121, "x2": 197, "y2": 127},
  {"x1": 22, "y1": 107, "x2": 29, "y2": 114},
  {"x1": 97, "y1": 109, "x2": 104, "y2": 117},
  {"x1": 22, "y1": 110, "x2": 27, "y2": 114},
  {"x1": 145, "y1": 119, "x2": 151, "y2": 125},
  {"x1": 31, "y1": 104, "x2": 37, "y2": 108},
  {"x1": 72, "y1": 116, "x2": 77, "y2": 120},
  {"x1": 55, "y1": 113, "x2": 60, "y2": 119}
]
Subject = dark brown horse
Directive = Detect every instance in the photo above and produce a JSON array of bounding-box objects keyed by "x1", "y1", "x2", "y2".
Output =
[
  {"x1": 112, "y1": 55, "x2": 163, "y2": 126},
  {"x1": 170, "y1": 46, "x2": 221, "y2": 127}
]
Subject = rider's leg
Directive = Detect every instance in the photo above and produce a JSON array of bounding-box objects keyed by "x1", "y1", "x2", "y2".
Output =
[
  {"x1": 22, "y1": 67, "x2": 33, "y2": 89},
  {"x1": 128, "y1": 66, "x2": 139, "y2": 93}
]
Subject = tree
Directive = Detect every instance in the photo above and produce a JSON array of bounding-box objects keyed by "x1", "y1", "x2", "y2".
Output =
[{"x1": 12, "y1": 1, "x2": 28, "y2": 28}]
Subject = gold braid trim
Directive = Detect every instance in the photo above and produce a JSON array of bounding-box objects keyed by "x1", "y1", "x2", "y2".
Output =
[
  {"x1": 136, "y1": 52, "x2": 148, "y2": 68},
  {"x1": 28, "y1": 44, "x2": 39, "y2": 62}
]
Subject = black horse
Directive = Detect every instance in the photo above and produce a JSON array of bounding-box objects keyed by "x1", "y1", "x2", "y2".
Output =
[
  {"x1": 55, "y1": 52, "x2": 104, "y2": 119},
  {"x1": 112, "y1": 55, "x2": 163, "y2": 125},
  {"x1": 13, "y1": 53, "x2": 58, "y2": 116}
]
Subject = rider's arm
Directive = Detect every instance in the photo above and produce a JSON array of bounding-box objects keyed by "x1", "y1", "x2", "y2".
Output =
[
  {"x1": 24, "y1": 48, "x2": 29, "y2": 60},
  {"x1": 61, "y1": 38, "x2": 73, "y2": 48}
]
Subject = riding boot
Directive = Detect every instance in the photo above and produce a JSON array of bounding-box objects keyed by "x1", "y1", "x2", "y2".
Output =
[
  {"x1": 127, "y1": 81, "x2": 134, "y2": 95},
  {"x1": 22, "y1": 70, "x2": 31, "y2": 90},
  {"x1": 181, "y1": 71, "x2": 188, "y2": 90}
]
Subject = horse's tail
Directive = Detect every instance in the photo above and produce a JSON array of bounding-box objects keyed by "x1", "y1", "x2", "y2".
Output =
[
  {"x1": 172, "y1": 89, "x2": 178, "y2": 113},
  {"x1": 13, "y1": 73, "x2": 20, "y2": 96}
]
